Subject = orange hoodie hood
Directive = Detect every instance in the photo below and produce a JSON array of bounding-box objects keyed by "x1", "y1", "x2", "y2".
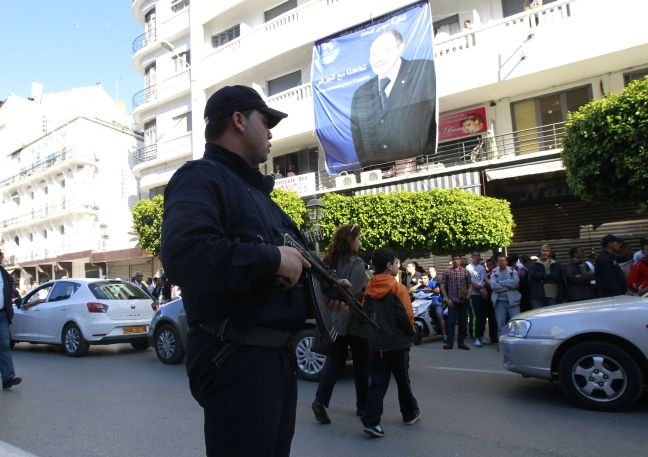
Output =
[{"x1": 365, "y1": 273, "x2": 414, "y2": 329}]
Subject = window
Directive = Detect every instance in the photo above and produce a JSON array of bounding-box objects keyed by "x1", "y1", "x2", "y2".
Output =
[
  {"x1": 171, "y1": 0, "x2": 189, "y2": 13},
  {"x1": 433, "y1": 14, "x2": 460, "y2": 38},
  {"x1": 267, "y1": 70, "x2": 301, "y2": 96},
  {"x1": 29, "y1": 233, "x2": 34, "y2": 242},
  {"x1": 14, "y1": 236, "x2": 19, "y2": 246},
  {"x1": 48, "y1": 281, "x2": 80, "y2": 302},
  {"x1": 273, "y1": 148, "x2": 319, "y2": 176},
  {"x1": 89, "y1": 282, "x2": 150, "y2": 300},
  {"x1": 144, "y1": 120, "x2": 157, "y2": 147},
  {"x1": 10, "y1": 192, "x2": 19, "y2": 205},
  {"x1": 511, "y1": 85, "x2": 591, "y2": 154},
  {"x1": 172, "y1": 51, "x2": 191, "y2": 73},
  {"x1": 43, "y1": 229, "x2": 48, "y2": 239},
  {"x1": 212, "y1": 25, "x2": 240, "y2": 49},
  {"x1": 624, "y1": 68, "x2": 648, "y2": 86},
  {"x1": 59, "y1": 225, "x2": 65, "y2": 235},
  {"x1": 265, "y1": 0, "x2": 297, "y2": 22},
  {"x1": 502, "y1": 0, "x2": 558, "y2": 17},
  {"x1": 24, "y1": 284, "x2": 54, "y2": 308}
]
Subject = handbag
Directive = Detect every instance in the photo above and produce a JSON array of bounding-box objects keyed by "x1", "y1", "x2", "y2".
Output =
[{"x1": 311, "y1": 327, "x2": 334, "y2": 355}]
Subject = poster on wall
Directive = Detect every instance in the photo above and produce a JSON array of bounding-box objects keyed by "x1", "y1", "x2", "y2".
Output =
[
  {"x1": 438, "y1": 106, "x2": 488, "y2": 142},
  {"x1": 311, "y1": 0, "x2": 437, "y2": 173}
]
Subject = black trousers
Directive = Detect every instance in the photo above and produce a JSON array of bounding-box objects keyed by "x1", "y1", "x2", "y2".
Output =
[
  {"x1": 315, "y1": 334, "x2": 369, "y2": 411},
  {"x1": 446, "y1": 300, "x2": 468, "y2": 346},
  {"x1": 187, "y1": 331, "x2": 296, "y2": 457},
  {"x1": 362, "y1": 348, "x2": 418, "y2": 427}
]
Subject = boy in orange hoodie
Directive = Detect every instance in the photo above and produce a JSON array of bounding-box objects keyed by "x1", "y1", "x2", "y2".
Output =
[{"x1": 361, "y1": 248, "x2": 419, "y2": 438}]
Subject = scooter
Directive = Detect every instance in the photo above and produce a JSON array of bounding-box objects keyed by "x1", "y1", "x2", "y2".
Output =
[{"x1": 411, "y1": 291, "x2": 445, "y2": 345}]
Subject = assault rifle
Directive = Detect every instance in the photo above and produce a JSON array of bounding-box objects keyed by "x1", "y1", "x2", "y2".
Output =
[{"x1": 282, "y1": 233, "x2": 378, "y2": 338}]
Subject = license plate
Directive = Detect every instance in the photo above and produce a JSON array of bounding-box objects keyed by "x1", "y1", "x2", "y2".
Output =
[{"x1": 122, "y1": 326, "x2": 147, "y2": 334}]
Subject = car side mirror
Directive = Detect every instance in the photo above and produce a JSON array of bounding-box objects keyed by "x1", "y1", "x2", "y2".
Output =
[{"x1": 13, "y1": 297, "x2": 22, "y2": 308}]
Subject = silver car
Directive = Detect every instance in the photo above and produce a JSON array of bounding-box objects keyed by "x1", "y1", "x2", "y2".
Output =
[
  {"x1": 500, "y1": 294, "x2": 648, "y2": 411},
  {"x1": 148, "y1": 298, "x2": 326, "y2": 380}
]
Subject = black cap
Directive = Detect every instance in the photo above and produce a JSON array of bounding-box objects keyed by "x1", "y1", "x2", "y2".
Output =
[
  {"x1": 203, "y1": 85, "x2": 288, "y2": 129},
  {"x1": 601, "y1": 234, "x2": 623, "y2": 246}
]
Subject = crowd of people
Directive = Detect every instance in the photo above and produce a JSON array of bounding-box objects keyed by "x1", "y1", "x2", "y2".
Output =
[{"x1": 398, "y1": 233, "x2": 645, "y2": 349}]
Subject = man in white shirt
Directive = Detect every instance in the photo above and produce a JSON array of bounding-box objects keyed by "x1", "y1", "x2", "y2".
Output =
[{"x1": 466, "y1": 251, "x2": 489, "y2": 347}]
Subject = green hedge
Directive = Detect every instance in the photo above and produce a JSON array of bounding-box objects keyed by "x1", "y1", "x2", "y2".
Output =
[{"x1": 319, "y1": 189, "x2": 514, "y2": 257}]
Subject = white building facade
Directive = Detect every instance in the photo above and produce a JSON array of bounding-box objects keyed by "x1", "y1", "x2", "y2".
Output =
[
  {"x1": 0, "y1": 86, "x2": 145, "y2": 289},
  {"x1": 130, "y1": 0, "x2": 648, "y2": 260}
]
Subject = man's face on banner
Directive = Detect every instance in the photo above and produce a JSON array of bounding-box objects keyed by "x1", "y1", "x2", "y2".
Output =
[{"x1": 369, "y1": 31, "x2": 404, "y2": 80}]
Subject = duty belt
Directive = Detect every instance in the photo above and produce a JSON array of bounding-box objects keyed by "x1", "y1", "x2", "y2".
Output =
[{"x1": 190, "y1": 318, "x2": 296, "y2": 349}]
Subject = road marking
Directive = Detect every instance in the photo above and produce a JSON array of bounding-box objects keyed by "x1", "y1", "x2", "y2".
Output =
[{"x1": 426, "y1": 366, "x2": 515, "y2": 375}]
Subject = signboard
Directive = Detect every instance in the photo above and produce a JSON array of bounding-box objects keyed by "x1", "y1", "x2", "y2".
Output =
[
  {"x1": 274, "y1": 172, "x2": 317, "y2": 196},
  {"x1": 438, "y1": 106, "x2": 487, "y2": 142},
  {"x1": 312, "y1": 0, "x2": 437, "y2": 173}
]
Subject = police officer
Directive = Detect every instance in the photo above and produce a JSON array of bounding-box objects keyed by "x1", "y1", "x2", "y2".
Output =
[{"x1": 161, "y1": 86, "x2": 313, "y2": 457}]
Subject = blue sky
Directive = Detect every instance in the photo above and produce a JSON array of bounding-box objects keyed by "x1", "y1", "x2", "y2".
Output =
[{"x1": 0, "y1": 1, "x2": 143, "y2": 113}]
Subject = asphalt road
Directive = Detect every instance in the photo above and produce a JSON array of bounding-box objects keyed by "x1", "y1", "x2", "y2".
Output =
[{"x1": 1, "y1": 339, "x2": 647, "y2": 457}]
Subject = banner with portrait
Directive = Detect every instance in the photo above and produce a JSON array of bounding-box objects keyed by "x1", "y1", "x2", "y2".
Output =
[
  {"x1": 438, "y1": 106, "x2": 488, "y2": 142},
  {"x1": 311, "y1": 0, "x2": 436, "y2": 173}
]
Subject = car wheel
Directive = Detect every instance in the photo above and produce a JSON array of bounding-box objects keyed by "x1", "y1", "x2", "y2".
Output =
[
  {"x1": 62, "y1": 323, "x2": 89, "y2": 357},
  {"x1": 558, "y1": 341, "x2": 643, "y2": 412},
  {"x1": 131, "y1": 341, "x2": 150, "y2": 351},
  {"x1": 155, "y1": 324, "x2": 185, "y2": 364},
  {"x1": 294, "y1": 328, "x2": 326, "y2": 382}
]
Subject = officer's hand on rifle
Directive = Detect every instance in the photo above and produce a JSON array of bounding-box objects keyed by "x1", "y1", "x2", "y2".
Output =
[{"x1": 276, "y1": 246, "x2": 311, "y2": 287}]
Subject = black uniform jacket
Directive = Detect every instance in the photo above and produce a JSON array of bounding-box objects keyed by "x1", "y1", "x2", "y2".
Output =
[{"x1": 161, "y1": 143, "x2": 308, "y2": 331}]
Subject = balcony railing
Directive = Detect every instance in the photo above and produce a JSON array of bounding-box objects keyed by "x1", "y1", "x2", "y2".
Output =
[
  {"x1": 132, "y1": 69, "x2": 190, "y2": 108},
  {"x1": 132, "y1": 28, "x2": 157, "y2": 54},
  {"x1": 1, "y1": 198, "x2": 99, "y2": 230},
  {"x1": 273, "y1": 120, "x2": 567, "y2": 195},
  {"x1": 133, "y1": 144, "x2": 158, "y2": 165},
  {"x1": 0, "y1": 146, "x2": 97, "y2": 188}
]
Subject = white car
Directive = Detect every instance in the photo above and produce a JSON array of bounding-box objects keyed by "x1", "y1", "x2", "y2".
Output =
[
  {"x1": 500, "y1": 294, "x2": 648, "y2": 411},
  {"x1": 11, "y1": 279, "x2": 156, "y2": 356}
]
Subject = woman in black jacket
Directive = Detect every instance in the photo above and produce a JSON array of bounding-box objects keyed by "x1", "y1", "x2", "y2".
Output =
[{"x1": 312, "y1": 224, "x2": 368, "y2": 424}]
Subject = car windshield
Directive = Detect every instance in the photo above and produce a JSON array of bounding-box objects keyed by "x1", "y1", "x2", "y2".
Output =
[{"x1": 89, "y1": 282, "x2": 150, "y2": 300}]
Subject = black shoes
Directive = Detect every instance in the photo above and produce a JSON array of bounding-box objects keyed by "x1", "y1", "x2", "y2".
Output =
[
  {"x1": 443, "y1": 344, "x2": 452, "y2": 349},
  {"x1": 312, "y1": 400, "x2": 331, "y2": 424},
  {"x1": 2, "y1": 377, "x2": 22, "y2": 390},
  {"x1": 458, "y1": 344, "x2": 470, "y2": 350},
  {"x1": 363, "y1": 424, "x2": 385, "y2": 438}
]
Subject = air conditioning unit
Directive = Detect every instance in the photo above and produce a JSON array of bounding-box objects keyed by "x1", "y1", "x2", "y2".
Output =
[
  {"x1": 360, "y1": 170, "x2": 383, "y2": 185},
  {"x1": 335, "y1": 172, "x2": 357, "y2": 188}
]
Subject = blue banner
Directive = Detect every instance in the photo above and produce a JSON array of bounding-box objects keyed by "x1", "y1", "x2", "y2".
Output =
[{"x1": 312, "y1": 1, "x2": 436, "y2": 173}]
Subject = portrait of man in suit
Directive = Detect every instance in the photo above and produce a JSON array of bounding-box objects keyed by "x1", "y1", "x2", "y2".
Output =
[{"x1": 350, "y1": 29, "x2": 436, "y2": 168}]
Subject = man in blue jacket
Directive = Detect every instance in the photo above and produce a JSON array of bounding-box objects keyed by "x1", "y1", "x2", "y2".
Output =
[
  {"x1": 161, "y1": 86, "x2": 312, "y2": 457},
  {"x1": 1, "y1": 249, "x2": 22, "y2": 390}
]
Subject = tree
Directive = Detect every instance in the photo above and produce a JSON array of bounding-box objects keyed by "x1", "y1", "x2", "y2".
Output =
[
  {"x1": 131, "y1": 195, "x2": 164, "y2": 257},
  {"x1": 561, "y1": 76, "x2": 648, "y2": 211},
  {"x1": 319, "y1": 189, "x2": 514, "y2": 258},
  {"x1": 130, "y1": 189, "x2": 306, "y2": 257}
]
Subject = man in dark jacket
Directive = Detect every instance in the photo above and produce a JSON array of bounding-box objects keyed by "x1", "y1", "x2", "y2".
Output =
[
  {"x1": 563, "y1": 247, "x2": 596, "y2": 302},
  {"x1": 0, "y1": 249, "x2": 22, "y2": 390},
  {"x1": 361, "y1": 248, "x2": 419, "y2": 438},
  {"x1": 528, "y1": 244, "x2": 564, "y2": 308},
  {"x1": 595, "y1": 234, "x2": 627, "y2": 297},
  {"x1": 161, "y1": 86, "x2": 312, "y2": 457}
]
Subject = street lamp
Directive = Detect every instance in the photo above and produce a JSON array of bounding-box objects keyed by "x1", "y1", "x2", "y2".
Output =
[{"x1": 306, "y1": 198, "x2": 325, "y2": 256}]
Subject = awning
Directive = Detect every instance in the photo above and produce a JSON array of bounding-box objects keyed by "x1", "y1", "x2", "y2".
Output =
[
  {"x1": 485, "y1": 159, "x2": 563, "y2": 181},
  {"x1": 355, "y1": 171, "x2": 481, "y2": 196}
]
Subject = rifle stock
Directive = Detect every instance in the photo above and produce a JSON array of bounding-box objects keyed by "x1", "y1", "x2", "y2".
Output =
[{"x1": 283, "y1": 233, "x2": 378, "y2": 329}]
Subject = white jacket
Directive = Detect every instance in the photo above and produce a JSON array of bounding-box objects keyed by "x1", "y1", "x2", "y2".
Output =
[{"x1": 490, "y1": 266, "x2": 521, "y2": 307}]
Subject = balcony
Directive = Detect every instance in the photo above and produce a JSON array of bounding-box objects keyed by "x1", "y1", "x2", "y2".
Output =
[
  {"x1": 132, "y1": 28, "x2": 157, "y2": 54},
  {"x1": 132, "y1": 69, "x2": 190, "y2": 114},
  {"x1": 133, "y1": 133, "x2": 191, "y2": 170},
  {"x1": 1, "y1": 198, "x2": 99, "y2": 231},
  {"x1": 0, "y1": 146, "x2": 97, "y2": 190},
  {"x1": 265, "y1": 84, "x2": 313, "y2": 142},
  {"x1": 273, "y1": 120, "x2": 567, "y2": 197}
]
